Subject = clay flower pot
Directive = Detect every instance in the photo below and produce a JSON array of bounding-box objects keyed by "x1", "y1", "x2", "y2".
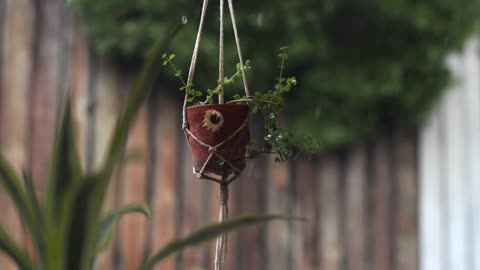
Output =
[{"x1": 185, "y1": 103, "x2": 250, "y2": 175}]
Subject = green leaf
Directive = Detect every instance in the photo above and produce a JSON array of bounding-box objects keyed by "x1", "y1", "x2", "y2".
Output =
[
  {"x1": 96, "y1": 204, "x2": 150, "y2": 252},
  {"x1": 0, "y1": 156, "x2": 42, "y2": 254},
  {"x1": 62, "y1": 175, "x2": 102, "y2": 270},
  {"x1": 0, "y1": 224, "x2": 38, "y2": 270},
  {"x1": 233, "y1": 94, "x2": 241, "y2": 100},
  {"x1": 195, "y1": 91, "x2": 203, "y2": 97},
  {"x1": 168, "y1": 54, "x2": 175, "y2": 60},
  {"x1": 140, "y1": 215, "x2": 299, "y2": 270},
  {"x1": 46, "y1": 98, "x2": 82, "y2": 220},
  {"x1": 20, "y1": 169, "x2": 47, "y2": 262}
]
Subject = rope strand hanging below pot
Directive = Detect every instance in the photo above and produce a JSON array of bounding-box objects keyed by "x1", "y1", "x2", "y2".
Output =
[{"x1": 180, "y1": 1, "x2": 252, "y2": 270}]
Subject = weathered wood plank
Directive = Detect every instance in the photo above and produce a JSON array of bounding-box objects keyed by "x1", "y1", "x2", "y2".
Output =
[
  {"x1": 344, "y1": 146, "x2": 367, "y2": 270},
  {"x1": 178, "y1": 137, "x2": 204, "y2": 270},
  {"x1": 29, "y1": 0, "x2": 65, "y2": 185},
  {"x1": 0, "y1": 0, "x2": 34, "y2": 268},
  {"x1": 393, "y1": 133, "x2": 418, "y2": 270},
  {"x1": 149, "y1": 97, "x2": 178, "y2": 270},
  {"x1": 296, "y1": 158, "x2": 318, "y2": 270},
  {"x1": 70, "y1": 22, "x2": 91, "y2": 166},
  {"x1": 319, "y1": 154, "x2": 342, "y2": 270},
  {"x1": 119, "y1": 104, "x2": 149, "y2": 270},
  {"x1": 372, "y1": 137, "x2": 394, "y2": 270},
  {"x1": 266, "y1": 158, "x2": 289, "y2": 270},
  {"x1": 287, "y1": 160, "x2": 302, "y2": 270},
  {"x1": 233, "y1": 118, "x2": 267, "y2": 270},
  {"x1": 88, "y1": 61, "x2": 124, "y2": 270}
]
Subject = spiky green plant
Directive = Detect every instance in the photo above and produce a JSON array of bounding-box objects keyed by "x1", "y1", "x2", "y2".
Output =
[{"x1": 0, "y1": 18, "x2": 290, "y2": 270}]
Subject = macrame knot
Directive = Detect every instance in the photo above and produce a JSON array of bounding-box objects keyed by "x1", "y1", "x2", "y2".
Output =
[
  {"x1": 209, "y1": 146, "x2": 218, "y2": 153},
  {"x1": 182, "y1": 123, "x2": 189, "y2": 130}
]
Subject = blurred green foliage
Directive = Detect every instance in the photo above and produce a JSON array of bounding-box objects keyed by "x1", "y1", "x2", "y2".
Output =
[{"x1": 72, "y1": 0, "x2": 479, "y2": 151}]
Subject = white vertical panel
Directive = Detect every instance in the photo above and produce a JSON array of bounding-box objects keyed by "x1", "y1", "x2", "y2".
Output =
[
  {"x1": 420, "y1": 38, "x2": 480, "y2": 270},
  {"x1": 420, "y1": 105, "x2": 445, "y2": 270},
  {"x1": 444, "y1": 54, "x2": 468, "y2": 270},
  {"x1": 463, "y1": 38, "x2": 480, "y2": 270}
]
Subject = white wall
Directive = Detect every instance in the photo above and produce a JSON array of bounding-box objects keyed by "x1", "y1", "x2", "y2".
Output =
[{"x1": 420, "y1": 38, "x2": 480, "y2": 270}]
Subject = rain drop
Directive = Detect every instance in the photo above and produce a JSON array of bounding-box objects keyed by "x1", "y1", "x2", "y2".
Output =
[{"x1": 256, "y1": 13, "x2": 264, "y2": 28}]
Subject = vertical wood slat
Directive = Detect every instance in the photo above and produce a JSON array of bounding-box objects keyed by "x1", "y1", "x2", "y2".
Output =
[
  {"x1": 297, "y1": 159, "x2": 318, "y2": 270},
  {"x1": 266, "y1": 160, "x2": 289, "y2": 270},
  {"x1": 462, "y1": 38, "x2": 480, "y2": 270},
  {"x1": 234, "y1": 163, "x2": 264, "y2": 268},
  {"x1": 70, "y1": 22, "x2": 91, "y2": 166},
  {"x1": 91, "y1": 63, "x2": 124, "y2": 270},
  {"x1": 345, "y1": 146, "x2": 367, "y2": 270},
  {"x1": 150, "y1": 98, "x2": 178, "y2": 270},
  {"x1": 393, "y1": 133, "x2": 418, "y2": 270},
  {"x1": 444, "y1": 54, "x2": 468, "y2": 270},
  {"x1": 287, "y1": 160, "x2": 302, "y2": 270},
  {"x1": 120, "y1": 103, "x2": 149, "y2": 270},
  {"x1": 320, "y1": 155, "x2": 341, "y2": 270},
  {"x1": 179, "y1": 138, "x2": 204, "y2": 270},
  {"x1": 29, "y1": 0, "x2": 64, "y2": 185},
  {"x1": 372, "y1": 137, "x2": 394, "y2": 270},
  {"x1": 0, "y1": 0, "x2": 34, "y2": 269}
]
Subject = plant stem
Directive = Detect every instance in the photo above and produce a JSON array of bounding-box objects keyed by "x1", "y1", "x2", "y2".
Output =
[{"x1": 215, "y1": 182, "x2": 229, "y2": 270}]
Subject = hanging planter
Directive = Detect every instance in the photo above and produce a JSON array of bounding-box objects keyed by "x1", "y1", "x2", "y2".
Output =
[
  {"x1": 185, "y1": 103, "x2": 250, "y2": 176},
  {"x1": 163, "y1": 0, "x2": 305, "y2": 269}
]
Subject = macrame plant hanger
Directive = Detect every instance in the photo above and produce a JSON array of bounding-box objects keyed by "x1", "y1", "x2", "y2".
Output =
[{"x1": 181, "y1": 0, "x2": 250, "y2": 269}]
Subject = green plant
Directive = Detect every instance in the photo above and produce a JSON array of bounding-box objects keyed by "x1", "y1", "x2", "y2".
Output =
[
  {"x1": 163, "y1": 47, "x2": 316, "y2": 163},
  {"x1": 0, "y1": 20, "x2": 290, "y2": 270}
]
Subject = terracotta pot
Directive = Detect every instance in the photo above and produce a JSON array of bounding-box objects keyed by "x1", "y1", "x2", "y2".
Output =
[{"x1": 185, "y1": 103, "x2": 250, "y2": 175}]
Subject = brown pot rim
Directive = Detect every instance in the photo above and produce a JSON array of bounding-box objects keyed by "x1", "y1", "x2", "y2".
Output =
[{"x1": 186, "y1": 102, "x2": 248, "y2": 110}]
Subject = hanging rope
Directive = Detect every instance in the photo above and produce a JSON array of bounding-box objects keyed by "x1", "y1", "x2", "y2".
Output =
[
  {"x1": 182, "y1": 0, "x2": 209, "y2": 130},
  {"x1": 182, "y1": 0, "x2": 251, "y2": 127},
  {"x1": 218, "y1": 0, "x2": 225, "y2": 104},
  {"x1": 226, "y1": 0, "x2": 250, "y2": 97}
]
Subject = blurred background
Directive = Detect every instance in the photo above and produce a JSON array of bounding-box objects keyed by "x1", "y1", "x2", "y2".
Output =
[{"x1": 0, "y1": 0, "x2": 479, "y2": 269}]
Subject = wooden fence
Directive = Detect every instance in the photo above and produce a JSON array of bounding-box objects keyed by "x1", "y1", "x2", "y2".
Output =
[{"x1": 0, "y1": 1, "x2": 419, "y2": 270}]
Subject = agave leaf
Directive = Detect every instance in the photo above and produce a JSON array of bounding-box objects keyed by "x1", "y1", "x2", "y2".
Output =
[
  {"x1": 0, "y1": 223, "x2": 38, "y2": 270},
  {"x1": 46, "y1": 97, "x2": 82, "y2": 219},
  {"x1": 21, "y1": 169, "x2": 42, "y2": 221},
  {"x1": 0, "y1": 157, "x2": 41, "y2": 246},
  {"x1": 20, "y1": 169, "x2": 47, "y2": 262},
  {"x1": 59, "y1": 20, "x2": 183, "y2": 270},
  {"x1": 96, "y1": 203, "x2": 150, "y2": 252},
  {"x1": 0, "y1": 156, "x2": 32, "y2": 221},
  {"x1": 61, "y1": 175, "x2": 102, "y2": 270},
  {"x1": 139, "y1": 215, "x2": 300, "y2": 270}
]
